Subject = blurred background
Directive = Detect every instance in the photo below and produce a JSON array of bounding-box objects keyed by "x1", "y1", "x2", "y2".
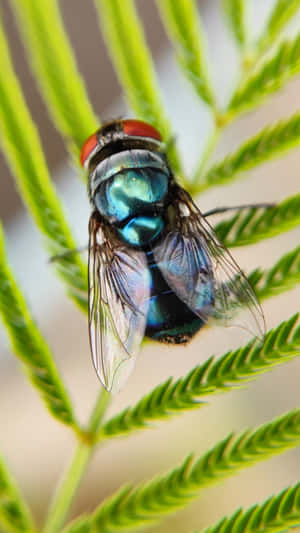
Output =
[{"x1": 0, "y1": 0, "x2": 299, "y2": 531}]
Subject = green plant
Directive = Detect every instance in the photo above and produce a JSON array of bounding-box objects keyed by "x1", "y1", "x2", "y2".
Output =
[{"x1": 0, "y1": 0, "x2": 299, "y2": 532}]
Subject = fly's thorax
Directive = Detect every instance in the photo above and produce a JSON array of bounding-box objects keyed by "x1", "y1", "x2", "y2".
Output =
[{"x1": 90, "y1": 149, "x2": 171, "y2": 247}]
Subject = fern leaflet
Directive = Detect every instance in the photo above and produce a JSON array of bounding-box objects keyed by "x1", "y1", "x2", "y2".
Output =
[
  {"x1": 156, "y1": 0, "x2": 216, "y2": 106},
  {"x1": 230, "y1": 32, "x2": 300, "y2": 114},
  {"x1": 258, "y1": 0, "x2": 300, "y2": 55},
  {"x1": 0, "y1": 452, "x2": 35, "y2": 533},
  {"x1": 65, "y1": 409, "x2": 300, "y2": 533},
  {"x1": 0, "y1": 17, "x2": 87, "y2": 312},
  {"x1": 11, "y1": 0, "x2": 98, "y2": 156},
  {"x1": 199, "y1": 482, "x2": 300, "y2": 533},
  {"x1": 200, "y1": 111, "x2": 300, "y2": 191},
  {"x1": 101, "y1": 315, "x2": 300, "y2": 439},
  {"x1": 214, "y1": 193, "x2": 300, "y2": 247},
  {"x1": 222, "y1": 0, "x2": 247, "y2": 48},
  {"x1": 94, "y1": 0, "x2": 181, "y2": 174},
  {"x1": 0, "y1": 225, "x2": 77, "y2": 428},
  {"x1": 250, "y1": 245, "x2": 300, "y2": 301}
]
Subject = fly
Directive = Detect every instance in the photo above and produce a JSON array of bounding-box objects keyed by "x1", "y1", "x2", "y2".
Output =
[{"x1": 80, "y1": 119, "x2": 265, "y2": 392}]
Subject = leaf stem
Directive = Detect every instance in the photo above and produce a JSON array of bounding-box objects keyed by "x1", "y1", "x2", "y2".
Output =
[
  {"x1": 43, "y1": 389, "x2": 110, "y2": 533},
  {"x1": 191, "y1": 123, "x2": 221, "y2": 188},
  {"x1": 190, "y1": 106, "x2": 233, "y2": 191},
  {"x1": 191, "y1": 27, "x2": 286, "y2": 192}
]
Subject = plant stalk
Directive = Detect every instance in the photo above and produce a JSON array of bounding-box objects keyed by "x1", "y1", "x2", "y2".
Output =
[
  {"x1": 190, "y1": 38, "x2": 268, "y2": 194},
  {"x1": 191, "y1": 123, "x2": 221, "y2": 188},
  {"x1": 43, "y1": 388, "x2": 110, "y2": 533}
]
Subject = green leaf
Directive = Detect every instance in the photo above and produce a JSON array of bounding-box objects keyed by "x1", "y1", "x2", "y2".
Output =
[
  {"x1": 0, "y1": 453, "x2": 35, "y2": 533},
  {"x1": 200, "y1": 111, "x2": 300, "y2": 190},
  {"x1": 11, "y1": 0, "x2": 99, "y2": 156},
  {"x1": 0, "y1": 17, "x2": 88, "y2": 312},
  {"x1": 222, "y1": 0, "x2": 247, "y2": 47},
  {"x1": 229, "y1": 32, "x2": 300, "y2": 115},
  {"x1": 0, "y1": 224, "x2": 77, "y2": 428},
  {"x1": 199, "y1": 482, "x2": 300, "y2": 533},
  {"x1": 250, "y1": 245, "x2": 300, "y2": 301},
  {"x1": 214, "y1": 192, "x2": 300, "y2": 247},
  {"x1": 94, "y1": 0, "x2": 182, "y2": 175},
  {"x1": 258, "y1": 0, "x2": 300, "y2": 55},
  {"x1": 156, "y1": 0, "x2": 216, "y2": 106},
  {"x1": 101, "y1": 314, "x2": 300, "y2": 438},
  {"x1": 65, "y1": 409, "x2": 300, "y2": 533}
]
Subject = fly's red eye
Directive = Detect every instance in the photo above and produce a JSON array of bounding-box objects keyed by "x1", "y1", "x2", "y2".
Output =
[
  {"x1": 80, "y1": 133, "x2": 98, "y2": 167},
  {"x1": 123, "y1": 119, "x2": 162, "y2": 141}
]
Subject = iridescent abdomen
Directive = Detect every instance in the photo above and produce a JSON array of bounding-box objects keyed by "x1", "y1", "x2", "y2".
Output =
[
  {"x1": 145, "y1": 251, "x2": 213, "y2": 343},
  {"x1": 93, "y1": 149, "x2": 169, "y2": 247}
]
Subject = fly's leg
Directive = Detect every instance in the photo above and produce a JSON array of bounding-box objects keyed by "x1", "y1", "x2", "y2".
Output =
[{"x1": 203, "y1": 202, "x2": 275, "y2": 218}]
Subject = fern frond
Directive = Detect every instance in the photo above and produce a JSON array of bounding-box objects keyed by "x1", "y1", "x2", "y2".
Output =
[
  {"x1": 94, "y1": 0, "x2": 181, "y2": 174},
  {"x1": 250, "y1": 245, "x2": 300, "y2": 301},
  {"x1": 229, "y1": 32, "x2": 300, "y2": 115},
  {"x1": 0, "y1": 452, "x2": 35, "y2": 533},
  {"x1": 0, "y1": 224, "x2": 77, "y2": 428},
  {"x1": 101, "y1": 315, "x2": 300, "y2": 438},
  {"x1": 0, "y1": 18, "x2": 87, "y2": 311},
  {"x1": 199, "y1": 482, "x2": 300, "y2": 533},
  {"x1": 66, "y1": 409, "x2": 300, "y2": 533},
  {"x1": 11, "y1": 0, "x2": 98, "y2": 156},
  {"x1": 257, "y1": 0, "x2": 300, "y2": 55},
  {"x1": 222, "y1": 0, "x2": 247, "y2": 48},
  {"x1": 214, "y1": 193, "x2": 300, "y2": 247},
  {"x1": 156, "y1": 0, "x2": 216, "y2": 107},
  {"x1": 200, "y1": 111, "x2": 300, "y2": 190}
]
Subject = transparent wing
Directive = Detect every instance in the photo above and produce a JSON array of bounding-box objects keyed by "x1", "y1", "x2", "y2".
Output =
[
  {"x1": 153, "y1": 187, "x2": 265, "y2": 340},
  {"x1": 88, "y1": 214, "x2": 150, "y2": 392}
]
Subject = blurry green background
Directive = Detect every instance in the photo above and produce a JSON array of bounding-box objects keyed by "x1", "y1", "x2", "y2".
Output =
[{"x1": 0, "y1": 0, "x2": 299, "y2": 531}]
